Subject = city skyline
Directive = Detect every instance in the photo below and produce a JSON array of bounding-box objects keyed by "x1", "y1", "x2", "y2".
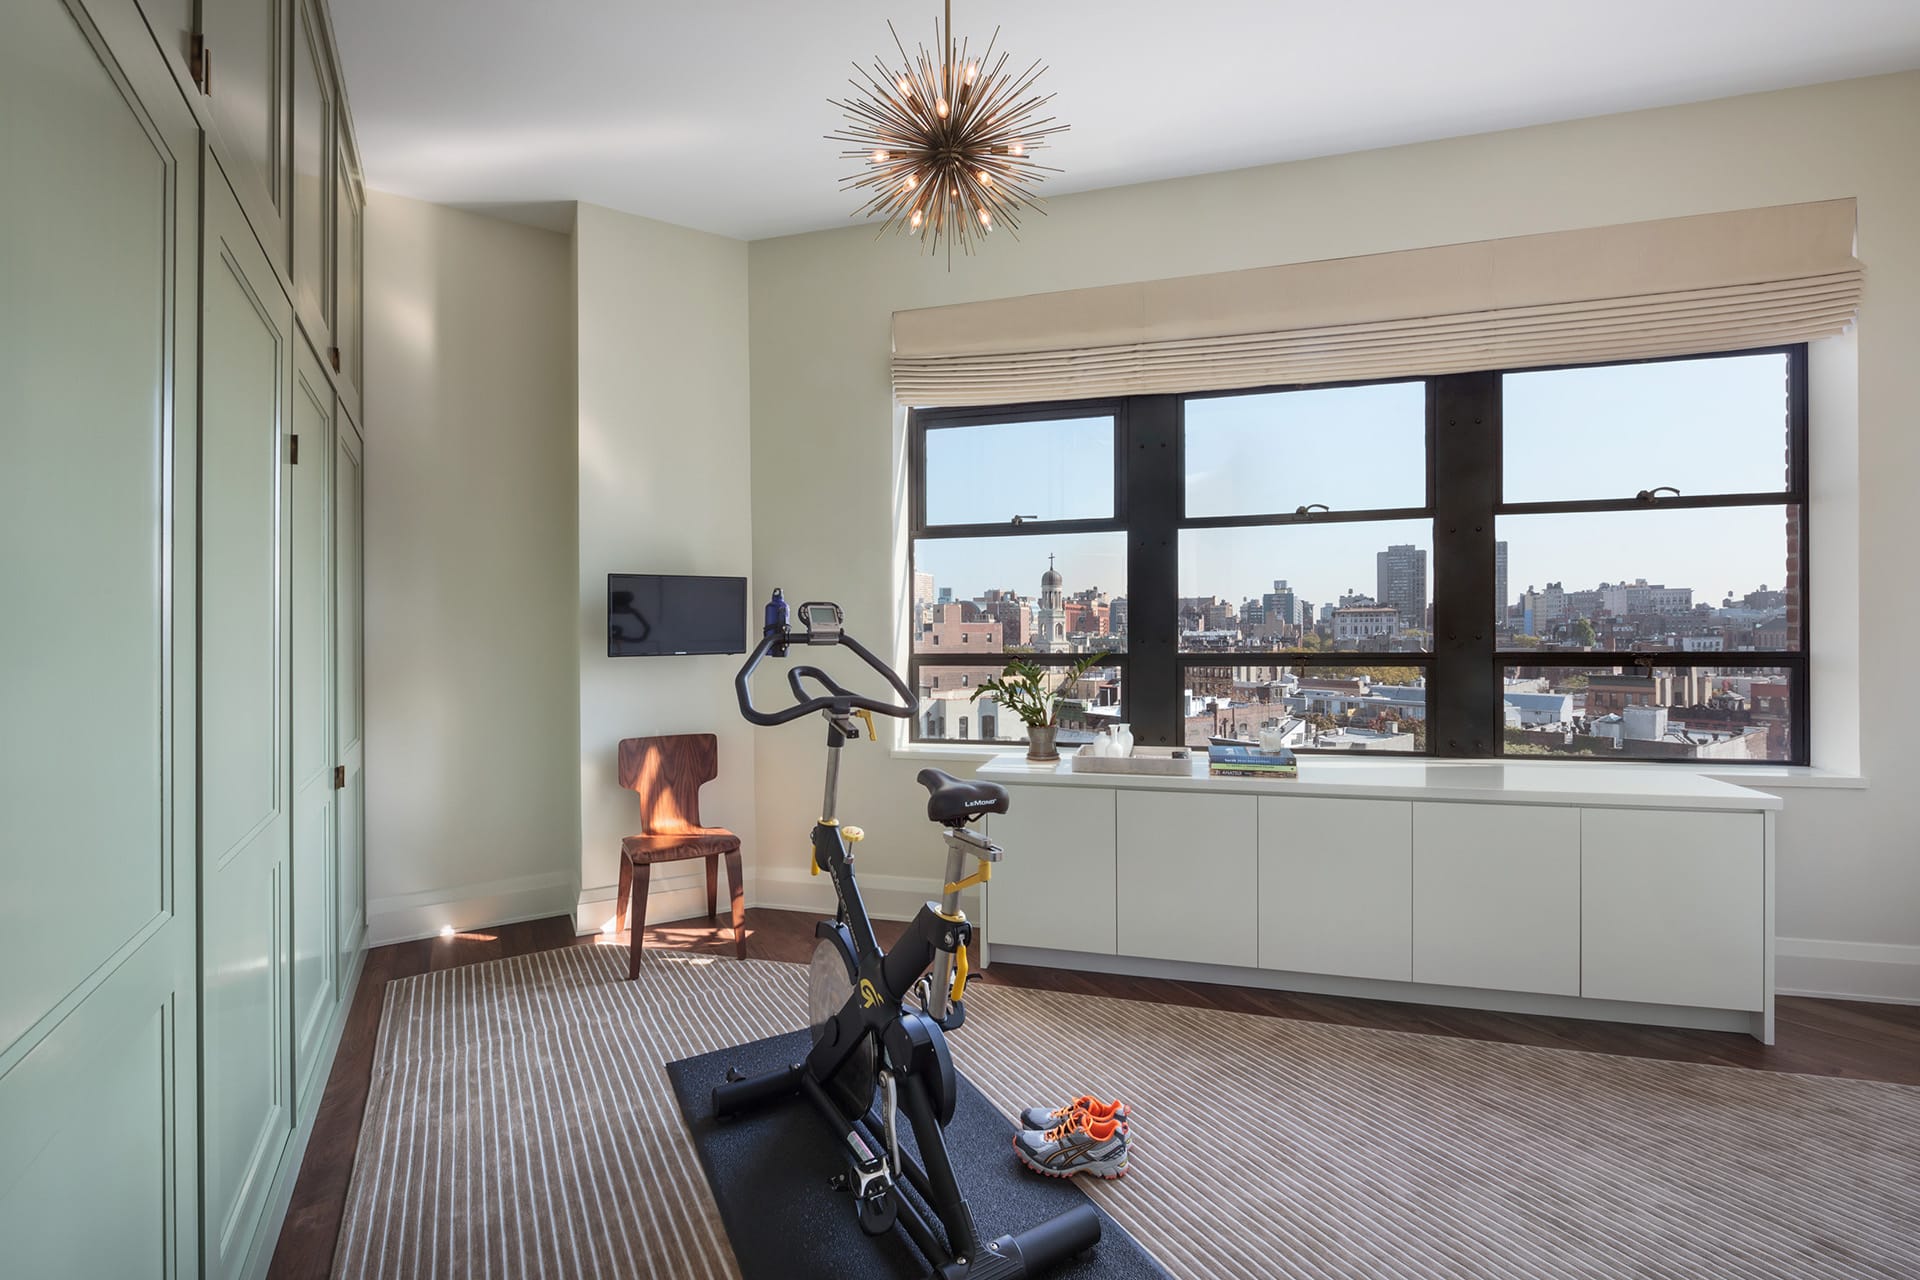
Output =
[{"x1": 919, "y1": 351, "x2": 1793, "y2": 611}]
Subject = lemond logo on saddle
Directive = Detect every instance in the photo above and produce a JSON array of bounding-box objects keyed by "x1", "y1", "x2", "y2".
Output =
[{"x1": 965, "y1": 798, "x2": 996, "y2": 807}]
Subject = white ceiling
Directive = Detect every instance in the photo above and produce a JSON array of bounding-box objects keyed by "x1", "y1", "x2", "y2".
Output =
[{"x1": 330, "y1": 0, "x2": 1920, "y2": 241}]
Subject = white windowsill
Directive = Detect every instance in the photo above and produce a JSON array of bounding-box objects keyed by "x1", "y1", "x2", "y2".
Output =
[{"x1": 889, "y1": 741, "x2": 1865, "y2": 790}]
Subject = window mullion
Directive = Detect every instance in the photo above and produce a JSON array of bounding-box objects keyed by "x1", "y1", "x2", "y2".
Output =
[
  {"x1": 1429, "y1": 373, "x2": 1501, "y2": 756},
  {"x1": 1125, "y1": 395, "x2": 1182, "y2": 745}
]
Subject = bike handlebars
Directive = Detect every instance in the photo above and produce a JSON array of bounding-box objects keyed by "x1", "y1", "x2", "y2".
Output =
[{"x1": 735, "y1": 593, "x2": 918, "y2": 727}]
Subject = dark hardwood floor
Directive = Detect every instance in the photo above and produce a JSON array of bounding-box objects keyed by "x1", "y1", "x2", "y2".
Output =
[{"x1": 267, "y1": 908, "x2": 1920, "y2": 1279}]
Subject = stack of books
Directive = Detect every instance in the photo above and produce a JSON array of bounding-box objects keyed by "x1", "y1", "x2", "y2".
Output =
[{"x1": 1207, "y1": 743, "x2": 1299, "y2": 779}]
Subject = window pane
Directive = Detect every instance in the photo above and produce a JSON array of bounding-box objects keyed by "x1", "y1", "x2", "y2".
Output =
[
  {"x1": 1497, "y1": 506, "x2": 1798, "y2": 651},
  {"x1": 1503, "y1": 352, "x2": 1791, "y2": 503},
  {"x1": 922, "y1": 415, "x2": 1114, "y2": 526},
  {"x1": 1500, "y1": 664, "x2": 1795, "y2": 762},
  {"x1": 1178, "y1": 520, "x2": 1432, "y2": 653},
  {"x1": 917, "y1": 660, "x2": 1125, "y2": 746},
  {"x1": 913, "y1": 532, "x2": 1127, "y2": 655},
  {"x1": 1182, "y1": 663, "x2": 1428, "y2": 751},
  {"x1": 1185, "y1": 382, "x2": 1426, "y2": 517}
]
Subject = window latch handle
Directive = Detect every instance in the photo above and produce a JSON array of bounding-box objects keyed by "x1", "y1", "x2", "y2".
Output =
[
  {"x1": 1635, "y1": 486, "x2": 1681, "y2": 503},
  {"x1": 1294, "y1": 503, "x2": 1330, "y2": 516},
  {"x1": 1010, "y1": 514, "x2": 1039, "y2": 526}
]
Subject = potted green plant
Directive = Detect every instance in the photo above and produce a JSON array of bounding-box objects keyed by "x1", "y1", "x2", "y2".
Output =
[{"x1": 970, "y1": 652, "x2": 1111, "y2": 761}]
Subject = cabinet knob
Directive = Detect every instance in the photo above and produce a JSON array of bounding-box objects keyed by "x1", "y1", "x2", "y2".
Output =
[{"x1": 329, "y1": 346, "x2": 341, "y2": 373}]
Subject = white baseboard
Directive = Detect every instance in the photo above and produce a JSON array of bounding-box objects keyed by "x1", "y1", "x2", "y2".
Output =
[
  {"x1": 1776, "y1": 936, "x2": 1920, "y2": 1005},
  {"x1": 366, "y1": 869, "x2": 578, "y2": 946}
]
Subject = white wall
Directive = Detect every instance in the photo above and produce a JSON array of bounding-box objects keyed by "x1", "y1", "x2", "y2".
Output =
[
  {"x1": 363, "y1": 192, "x2": 580, "y2": 943},
  {"x1": 747, "y1": 72, "x2": 1920, "y2": 999},
  {"x1": 572, "y1": 202, "x2": 756, "y2": 933}
]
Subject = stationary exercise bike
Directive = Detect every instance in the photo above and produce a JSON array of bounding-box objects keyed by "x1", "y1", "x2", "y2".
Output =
[{"x1": 713, "y1": 591, "x2": 1102, "y2": 1280}]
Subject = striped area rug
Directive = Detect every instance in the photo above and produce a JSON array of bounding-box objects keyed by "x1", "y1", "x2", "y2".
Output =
[{"x1": 332, "y1": 945, "x2": 1920, "y2": 1280}]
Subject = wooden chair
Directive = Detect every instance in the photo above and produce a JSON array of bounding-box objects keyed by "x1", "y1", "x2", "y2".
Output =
[{"x1": 615, "y1": 734, "x2": 745, "y2": 976}]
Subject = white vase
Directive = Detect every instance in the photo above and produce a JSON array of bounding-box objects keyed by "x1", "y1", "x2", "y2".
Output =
[
  {"x1": 1112, "y1": 723, "x2": 1134, "y2": 758},
  {"x1": 1087, "y1": 728, "x2": 1113, "y2": 758}
]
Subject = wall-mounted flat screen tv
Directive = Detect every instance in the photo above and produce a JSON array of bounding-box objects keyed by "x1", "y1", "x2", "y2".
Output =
[{"x1": 607, "y1": 573, "x2": 747, "y2": 657}]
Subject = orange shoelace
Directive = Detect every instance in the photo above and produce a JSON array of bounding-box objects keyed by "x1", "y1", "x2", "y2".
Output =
[{"x1": 1044, "y1": 1111, "x2": 1123, "y2": 1144}]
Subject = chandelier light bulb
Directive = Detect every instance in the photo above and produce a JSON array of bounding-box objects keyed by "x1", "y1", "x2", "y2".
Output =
[
  {"x1": 897, "y1": 74, "x2": 913, "y2": 95},
  {"x1": 936, "y1": 96, "x2": 950, "y2": 118},
  {"x1": 911, "y1": 208, "x2": 923, "y2": 229},
  {"x1": 965, "y1": 61, "x2": 979, "y2": 84},
  {"x1": 872, "y1": 149, "x2": 889, "y2": 163},
  {"x1": 978, "y1": 208, "x2": 991, "y2": 229},
  {"x1": 1009, "y1": 141, "x2": 1025, "y2": 156},
  {"x1": 978, "y1": 170, "x2": 993, "y2": 186},
  {"x1": 906, "y1": 173, "x2": 918, "y2": 188}
]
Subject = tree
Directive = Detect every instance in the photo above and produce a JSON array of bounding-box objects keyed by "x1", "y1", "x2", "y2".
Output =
[{"x1": 1572, "y1": 618, "x2": 1597, "y2": 649}]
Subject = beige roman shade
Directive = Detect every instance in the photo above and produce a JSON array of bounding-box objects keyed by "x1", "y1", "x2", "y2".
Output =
[{"x1": 891, "y1": 199, "x2": 1861, "y2": 406}]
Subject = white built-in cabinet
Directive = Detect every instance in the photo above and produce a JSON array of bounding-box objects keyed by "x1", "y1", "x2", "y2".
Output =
[
  {"x1": 985, "y1": 787, "x2": 1118, "y2": 956},
  {"x1": 1260, "y1": 797, "x2": 1413, "y2": 982},
  {"x1": 1117, "y1": 792, "x2": 1258, "y2": 968},
  {"x1": 1412, "y1": 802, "x2": 1581, "y2": 996},
  {"x1": 1, "y1": 2, "x2": 369, "y2": 1275},
  {"x1": 1581, "y1": 809, "x2": 1765, "y2": 1011},
  {"x1": 986, "y1": 770, "x2": 1777, "y2": 1040}
]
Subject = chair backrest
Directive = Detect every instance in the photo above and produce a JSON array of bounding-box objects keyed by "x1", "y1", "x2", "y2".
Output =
[{"x1": 618, "y1": 734, "x2": 720, "y2": 835}]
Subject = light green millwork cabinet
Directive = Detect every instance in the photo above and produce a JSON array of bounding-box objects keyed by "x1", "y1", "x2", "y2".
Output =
[
  {"x1": 1, "y1": 0, "x2": 203, "y2": 1275},
  {"x1": 3, "y1": 1, "x2": 369, "y2": 1275}
]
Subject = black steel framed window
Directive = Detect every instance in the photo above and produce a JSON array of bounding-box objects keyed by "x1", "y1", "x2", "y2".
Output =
[{"x1": 908, "y1": 344, "x2": 1808, "y2": 764}]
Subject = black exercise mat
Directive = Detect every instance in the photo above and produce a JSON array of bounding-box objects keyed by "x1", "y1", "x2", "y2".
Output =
[{"x1": 666, "y1": 1030, "x2": 1171, "y2": 1280}]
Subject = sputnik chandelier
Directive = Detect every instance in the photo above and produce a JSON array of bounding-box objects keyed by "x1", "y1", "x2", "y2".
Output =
[{"x1": 829, "y1": 0, "x2": 1067, "y2": 262}]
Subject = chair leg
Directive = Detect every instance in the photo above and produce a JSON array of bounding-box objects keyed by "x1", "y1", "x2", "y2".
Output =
[
  {"x1": 705, "y1": 855, "x2": 719, "y2": 922},
  {"x1": 626, "y1": 861, "x2": 652, "y2": 980},
  {"x1": 724, "y1": 849, "x2": 746, "y2": 959},
  {"x1": 615, "y1": 856, "x2": 633, "y2": 932}
]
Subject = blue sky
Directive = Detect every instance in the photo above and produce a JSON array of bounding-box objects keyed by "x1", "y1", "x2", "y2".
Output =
[{"x1": 918, "y1": 353, "x2": 1793, "y2": 611}]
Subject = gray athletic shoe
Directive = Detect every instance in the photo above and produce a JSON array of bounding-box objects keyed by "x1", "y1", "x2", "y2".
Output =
[
  {"x1": 1013, "y1": 1112, "x2": 1130, "y2": 1180},
  {"x1": 1018, "y1": 1096, "x2": 1129, "y2": 1132}
]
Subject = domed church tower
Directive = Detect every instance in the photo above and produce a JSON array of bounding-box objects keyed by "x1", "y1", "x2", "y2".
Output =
[{"x1": 1034, "y1": 555, "x2": 1067, "y2": 652}]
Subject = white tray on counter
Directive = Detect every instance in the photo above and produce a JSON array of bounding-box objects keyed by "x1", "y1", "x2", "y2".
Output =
[{"x1": 1068, "y1": 745, "x2": 1199, "y2": 776}]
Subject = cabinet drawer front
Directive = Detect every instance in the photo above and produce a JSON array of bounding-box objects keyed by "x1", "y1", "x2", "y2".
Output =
[
  {"x1": 987, "y1": 788, "x2": 1117, "y2": 955},
  {"x1": 1581, "y1": 809, "x2": 1765, "y2": 1010},
  {"x1": 1117, "y1": 791, "x2": 1258, "y2": 968},
  {"x1": 1260, "y1": 796, "x2": 1412, "y2": 981},
  {"x1": 1414, "y1": 802, "x2": 1580, "y2": 996}
]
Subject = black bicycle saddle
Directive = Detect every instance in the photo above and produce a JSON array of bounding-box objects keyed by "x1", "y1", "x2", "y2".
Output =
[{"x1": 914, "y1": 769, "x2": 1010, "y2": 825}]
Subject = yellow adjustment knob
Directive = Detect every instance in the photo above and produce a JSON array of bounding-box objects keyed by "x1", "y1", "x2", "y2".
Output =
[
  {"x1": 855, "y1": 708, "x2": 876, "y2": 741},
  {"x1": 843, "y1": 825, "x2": 865, "y2": 843}
]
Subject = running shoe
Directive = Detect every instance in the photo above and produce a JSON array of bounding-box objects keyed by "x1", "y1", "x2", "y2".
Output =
[
  {"x1": 1013, "y1": 1110, "x2": 1130, "y2": 1180},
  {"x1": 1018, "y1": 1095, "x2": 1129, "y2": 1132}
]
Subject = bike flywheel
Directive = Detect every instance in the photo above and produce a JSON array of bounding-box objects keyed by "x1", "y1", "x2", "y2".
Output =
[{"x1": 807, "y1": 935, "x2": 878, "y2": 1122}]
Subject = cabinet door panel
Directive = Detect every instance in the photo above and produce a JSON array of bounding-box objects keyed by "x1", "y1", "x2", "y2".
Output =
[
  {"x1": 335, "y1": 415, "x2": 367, "y2": 970},
  {"x1": 199, "y1": 0, "x2": 286, "y2": 261},
  {"x1": 200, "y1": 156, "x2": 294, "y2": 1280},
  {"x1": 986, "y1": 787, "x2": 1115, "y2": 955},
  {"x1": 1413, "y1": 802, "x2": 1579, "y2": 996},
  {"x1": 1259, "y1": 796, "x2": 1412, "y2": 981},
  {"x1": 2, "y1": 0, "x2": 172, "y2": 1055},
  {"x1": 1, "y1": 6, "x2": 202, "y2": 1276},
  {"x1": 1117, "y1": 791, "x2": 1257, "y2": 968},
  {"x1": 1582, "y1": 809, "x2": 1765, "y2": 1010},
  {"x1": 290, "y1": 0, "x2": 333, "y2": 346},
  {"x1": 332, "y1": 138, "x2": 364, "y2": 416},
  {"x1": 290, "y1": 345, "x2": 336, "y2": 1103}
]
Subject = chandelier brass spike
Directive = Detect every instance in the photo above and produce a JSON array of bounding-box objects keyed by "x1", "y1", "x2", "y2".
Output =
[{"x1": 827, "y1": 0, "x2": 1067, "y2": 264}]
